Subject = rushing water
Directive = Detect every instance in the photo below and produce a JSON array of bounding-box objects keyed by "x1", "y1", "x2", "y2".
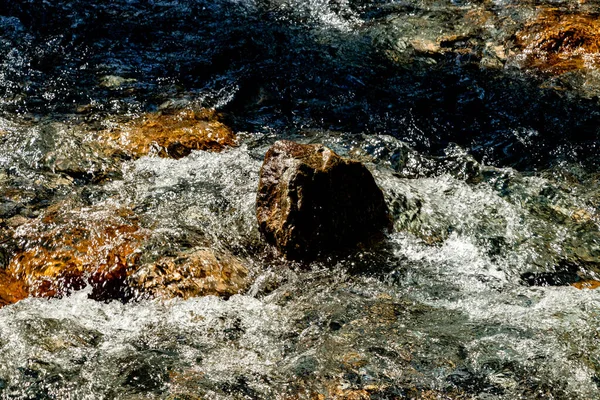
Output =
[{"x1": 1, "y1": 0, "x2": 600, "y2": 399}]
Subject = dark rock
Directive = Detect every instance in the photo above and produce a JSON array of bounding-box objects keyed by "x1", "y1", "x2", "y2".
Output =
[
  {"x1": 256, "y1": 140, "x2": 390, "y2": 260},
  {"x1": 520, "y1": 262, "x2": 580, "y2": 287},
  {"x1": 0, "y1": 201, "x2": 21, "y2": 219}
]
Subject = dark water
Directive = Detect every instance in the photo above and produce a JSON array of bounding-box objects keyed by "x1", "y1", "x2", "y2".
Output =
[{"x1": 1, "y1": 0, "x2": 600, "y2": 398}]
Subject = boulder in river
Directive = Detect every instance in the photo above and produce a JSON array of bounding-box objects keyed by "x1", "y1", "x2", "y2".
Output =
[{"x1": 256, "y1": 140, "x2": 390, "y2": 260}]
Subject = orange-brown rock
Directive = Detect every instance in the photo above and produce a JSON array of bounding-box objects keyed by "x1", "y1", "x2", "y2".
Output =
[
  {"x1": 410, "y1": 38, "x2": 441, "y2": 54},
  {"x1": 515, "y1": 9, "x2": 600, "y2": 74},
  {"x1": 101, "y1": 109, "x2": 236, "y2": 159},
  {"x1": 7, "y1": 201, "x2": 148, "y2": 301},
  {"x1": 256, "y1": 140, "x2": 390, "y2": 260},
  {"x1": 571, "y1": 279, "x2": 600, "y2": 290},
  {"x1": 130, "y1": 248, "x2": 250, "y2": 299},
  {"x1": 0, "y1": 269, "x2": 28, "y2": 307},
  {"x1": 464, "y1": 8, "x2": 494, "y2": 29},
  {"x1": 3, "y1": 196, "x2": 251, "y2": 306}
]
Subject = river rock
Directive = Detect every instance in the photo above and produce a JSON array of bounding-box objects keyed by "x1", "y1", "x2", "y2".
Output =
[
  {"x1": 130, "y1": 248, "x2": 250, "y2": 299},
  {"x1": 256, "y1": 140, "x2": 390, "y2": 259},
  {"x1": 572, "y1": 279, "x2": 600, "y2": 290},
  {"x1": 7, "y1": 201, "x2": 148, "y2": 301},
  {"x1": 515, "y1": 9, "x2": 600, "y2": 74},
  {"x1": 41, "y1": 125, "x2": 121, "y2": 181},
  {"x1": 100, "y1": 109, "x2": 236, "y2": 159},
  {"x1": 0, "y1": 270, "x2": 28, "y2": 307},
  {"x1": 3, "y1": 200, "x2": 250, "y2": 306}
]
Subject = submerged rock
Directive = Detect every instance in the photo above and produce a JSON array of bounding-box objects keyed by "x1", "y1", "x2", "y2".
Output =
[
  {"x1": 100, "y1": 109, "x2": 236, "y2": 160},
  {"x1": 41, "y1": 125, "x2": 122, "y2": 182},
  {"x1": 98, "y1": 75, "x2": 137, "y2": 89},
  {"x1": 515, "y1": 9, "x2": 600, "y2": 74},
  {"x1": 256, "y1": 140, "x2": 390, "y2": 260},
  {"x1": 7, "y1": 201, "x2": 148, "y2": 301},
  {"x1": 4, "y1": 200, "x2": 249, "y2": 306},
  {"x1": 130, "y1": 248, "x2": 250, "y2": 299},
  {"x1": 519, "y1": 261, "x2": 600, "y2": 288}
]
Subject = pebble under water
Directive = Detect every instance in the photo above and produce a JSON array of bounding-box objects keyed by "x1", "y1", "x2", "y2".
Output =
[{"x1": 1, "y1": 0, "x2": 600, "y2": 399}]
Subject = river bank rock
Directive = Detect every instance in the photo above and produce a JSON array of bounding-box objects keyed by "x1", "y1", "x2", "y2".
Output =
[
  {"x1": 256, "y1": 140, "x2": 390, "y2": 260},
  {"x1": 100, "y1": 109, "x2": 236, "y2": 159}
]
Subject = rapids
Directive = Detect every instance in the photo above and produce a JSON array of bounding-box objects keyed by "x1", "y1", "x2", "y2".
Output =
[{"x1": 1, "y1": 0, "x2": 600, "y2": 398}]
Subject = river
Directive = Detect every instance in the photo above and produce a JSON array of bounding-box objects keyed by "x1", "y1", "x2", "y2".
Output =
[{"x1": 1, "y1": 0, "x2": 600, "y2": 398}]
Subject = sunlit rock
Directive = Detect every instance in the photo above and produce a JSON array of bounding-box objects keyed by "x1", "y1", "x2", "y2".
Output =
[
  {"x1": 0, "y1": 270, "x2": 28, "y2": 307},
  {"x1": 410, "y1": 38, "x2": 440, "y2": 54},
  {"x1": 571, "y1": 279, "x2": 600, "y2": 290},
  {"x1": 256, "y1": 140, "x2": 390, "y2": 260},
  {"x1": 3, "y1": 199, "x2": 250, "y2": 306},
  {"x1": 130, "y1": 248, "x2": 250, "y2": 299},
  {"x1": 515, "y1": 9, "x2": 600, "y2": 74},
  {"x1": 7, "y1": 201, "x2": 148, "y2": 301},
  {"x1": 100, "y1": 109, "x2": 236, "y2": 160}
]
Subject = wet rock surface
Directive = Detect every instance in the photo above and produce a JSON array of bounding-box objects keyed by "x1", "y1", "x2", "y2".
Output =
[
  {"x1": 0, "y1": 270, "x2": 28, "y2": 307},
  {"x1": 514, "y1": 9, "x2": 600, "y2": 75},
  {"x1": 6, "y1": 200, "x2": 148, "y2": 301},
  {"x1": 2, "y1": 197, "x2": 250, "y2": 305},
  {"x1": 99, "y1": 109, "x2": 236, "y2": 160},
  {"x1": 131, "y1": 248, "x2": 250, "y2": 299},
  {"x1": 256, "y1": 140, "x2": 390, "y2": 259}
]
